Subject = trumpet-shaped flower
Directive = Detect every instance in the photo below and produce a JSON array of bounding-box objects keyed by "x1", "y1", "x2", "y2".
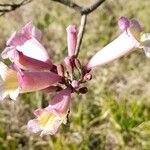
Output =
[
  {"x1": 0, "y1": 62, "x2": 62, "y2": 100},
  {"x1": 86, "y1": 17, "x2": 149, "y2": 70},
  {"x1": 27, "y1": 88, "x2": 71, "y2": 136},
  {"x1": 66, "y1": 25, "x2": 77, "y2": 57},
  {"x1": 1, "y1": 22, "x2": 53, "y2": 70}
]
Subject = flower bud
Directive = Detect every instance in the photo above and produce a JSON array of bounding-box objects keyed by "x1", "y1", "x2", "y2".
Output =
[
  {"x1": 66, "y1": 25, "x2": 77, "y2": 57},
  {"x1": 79, "y1": 87, "x2": 88, "y2": 94},
  {"x1": 64, "y1": 56, "x2": 72, "y2": 67},
  {"x1": 74, "y1": 58, "x2": 82, "y2": 70},
  {"x1": 83, "y1": 73, "x2": 92, "y2": 81},
  {"x1": 57, "y1": 64, "x2": 64, "y2": 76},
  {"x1": 71, "y1": 80, "x2": 79, "y2": 89}
]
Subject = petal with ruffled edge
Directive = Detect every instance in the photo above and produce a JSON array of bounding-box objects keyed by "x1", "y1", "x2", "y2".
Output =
[
  {"x1": 0, "y1": 62, "x2": 19, "y2": 101},
  {"x1": 7, "y1": 32, "x2": 29, "y2": 46},
  {"x1": 27, "y1": 119, "x2": 41, "y2": 133},
  {"x1": 0, "y1": 76, "x2": 5, "y2": 101},
  {"x1": 140, "y1": 33, "x2": 150, "y2": 57},
  {"x1": 2, "y1": 22, "x2": 52, "y2": 65},
  {"x1": 21, "y1": 22, "x2": 42, "y2": 41}
]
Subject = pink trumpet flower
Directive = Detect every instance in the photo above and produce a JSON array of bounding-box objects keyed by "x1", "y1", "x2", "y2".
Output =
[
  {"x1": 27, "y1": 87, "x2": 71, "y2": 136},
  {"x1": 0, "y1": 62, "x2": 62, "y2": 100},
  {"x1": 1, "y1": 22, "x2": 53, "y2": 69},
  {"x1": 86, "y1": 17, "x2": 149, "y2": 70},
  {"x1": 66, "y1": 25, "x2": 77, "y2": 57}
]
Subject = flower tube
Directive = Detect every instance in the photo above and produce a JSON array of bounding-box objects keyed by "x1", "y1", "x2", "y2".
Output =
[
  {"x1": 0, "y1": 62, "x2": 62, "y2": 100},
  {"x1": 18, "y1": 71, "x2": 62, "y2": 93},
  {"x1": 86, "y1": 17, "x2": 148, "y2": 70}
]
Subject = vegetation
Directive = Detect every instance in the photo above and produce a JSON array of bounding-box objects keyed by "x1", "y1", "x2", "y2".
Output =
[{"x1": 0, "y1": 0, "x2": 150, "y2": 149}]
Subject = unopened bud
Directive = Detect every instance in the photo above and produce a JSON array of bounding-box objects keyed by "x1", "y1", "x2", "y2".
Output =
[
  {"x1": 64, "y1": 56, "x2": 72, "y2": 67},
  {"x1": 79, "y1": 87, "x2": 88, "y2": 94},
  {"x1": 51, "y1": 65, "x2": 57, "y2": 73},
  {"x1": 64, "y1": 56, "x2": 73, "y2": 78},
  {"x1": 82, "y1": 66, "x2": 91, "y2": 76},
  {"x1": 74, "y1": 58, "x2": 82, "y2": 70},
  {"x1": 71, "y1": 80, "x2": 79, "y2": 89},
  {"x1": 66, "y1": 25, "x2": 77, "y2": 57},
  {"x1": 57, "y1": 64, "x2": 64, "y2": 76},
  {"x1": 83, "y1": 73, "x2": 92, "y2": 81}
]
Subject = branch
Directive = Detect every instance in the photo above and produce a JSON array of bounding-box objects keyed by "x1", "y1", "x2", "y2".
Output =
[
  {"x1": 75, "y1": 15, "x2": 87, "y2": 57},
  {"x1": 0, "y1": 0, "x2": 32, "y2": 16},
  {"x1": 50, "y1": 0, "x2": 106, "y2": 15},
  {"x1": 51, "y1": 0, "x2": 82, "y2": 13},
  {"x1": 82, "y1": 0, "x2": 106, "y2": 15}
]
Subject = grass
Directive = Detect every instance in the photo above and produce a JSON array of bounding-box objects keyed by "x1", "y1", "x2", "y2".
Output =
[{"x1": 0, "y1": 0, "x2": 150, "y2": 149}]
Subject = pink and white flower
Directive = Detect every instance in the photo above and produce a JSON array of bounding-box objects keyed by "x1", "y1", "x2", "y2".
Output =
[
  {"x1": 1, "y1": 22, "x2": 53, "y2": 71},
  {"x1": 0, "y1": 62, "x2": 62, "y2": 100},
  {"x1": 86, "y1": 17, "x2": 149, "y2": 70},
  {"x1": 27, "y1": 88, "x2": 71, "y2": 136}
]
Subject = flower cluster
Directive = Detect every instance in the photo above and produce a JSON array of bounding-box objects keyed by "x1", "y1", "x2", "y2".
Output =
[{"x1": 0, "y1": 17, "x2": 149, "y2": 136}]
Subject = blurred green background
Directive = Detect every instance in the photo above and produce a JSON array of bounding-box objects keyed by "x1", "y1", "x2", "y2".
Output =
[{"x1": 0, "y1": 0, "x2": 150, "y2": 149}]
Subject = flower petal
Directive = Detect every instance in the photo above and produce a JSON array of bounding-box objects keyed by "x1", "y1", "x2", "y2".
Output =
[
  {"x1": 0, "y1": 76, "x2": 6, "y2": 101},
  {"x1": 118, "y1": 16, "x2": 130, "y2": 31},
  {"x1": 32, "y1": 26, "x2": 42, "y2": 41},
  {"x1": 7, "y1": 32, "x2": 29, "y2": 46},
  {"x1": 22, "y1": 22, "x2": 42, "y2": 41},
  {"x1": 34, "y1": 108, "x2": 45, "y2": 117},
  {"x1": 1, "y1": 47, "x2": 16, "y2": 59},
  {"x1": 49, "y1": 88, "x2": 71, "y2": 113},
  {"x1": 10, "y1": 50, "x2": 52, "y2": 71},
  {"x1": 140, "y1": 33, "x2": 150, "y2": 57},
  {"x1": 0, "y1": 62, "x2": 19, "y2": 100},
  {"x1": 27, "y1": 119, "x2": 41, "y2": 133},
  {"x1": 129, "y1": 19, "x2": 143, "y2": 41},
  {"x1": 9, "y1": 88, "x2": 19, "y2": 100},
  {"x1": 18, "y1": 71, "x2": 62, "y2": 93},
  {"x1": 16, "y1": 38, "x2": 51, "y2": 63},
  {"x1": 40, "y1": 118, "x2": 61, "y2": 136},
  {"x1": 2, "y1": 22, "x2": 51, "y2": 64},
  {"x1": 0, "y1": 62, "x2": 8, "y2": 80}
]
